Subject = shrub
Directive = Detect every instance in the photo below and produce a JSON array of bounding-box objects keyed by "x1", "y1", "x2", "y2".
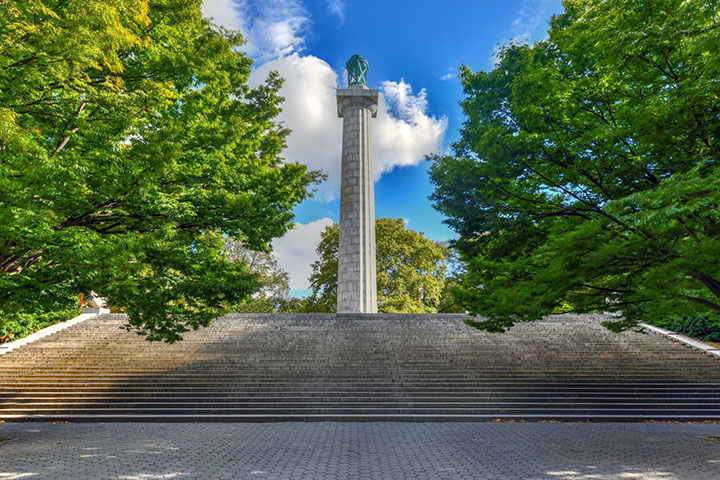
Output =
[{"x1": 651, "y1": 314, "x2": 720, "y2": 343}]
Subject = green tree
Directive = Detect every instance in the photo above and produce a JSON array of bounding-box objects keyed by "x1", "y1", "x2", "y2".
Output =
[
  {"x1": 428, "y1": 0, "x2": 720, "y2": 332},
  {"x1": 224, "y1": 239, "x2": 292, "y2": 312},
  {"x1": 436, "y1": 242, "x2": 467, "y2": 314},
  {"x1": 0, "y1": 0, "x2": 319, "y2": 341},
  {"x1": 306, "y1": 218, "x2": 448, "y2": 313}
]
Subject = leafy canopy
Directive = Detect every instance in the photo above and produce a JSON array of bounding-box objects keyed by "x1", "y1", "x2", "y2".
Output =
[
  {"x1": 0, "y1": 0, "x2": 319, "y2": 341},
  {"x1": 428, "y1": 0, "x2": 720, "y2": 332},
  {"x1": 224, "y1": 239, "x2": 298, "y2": 313},
  {"x1": 306, "y1": 218, "x2": 448, "y2": 313}
]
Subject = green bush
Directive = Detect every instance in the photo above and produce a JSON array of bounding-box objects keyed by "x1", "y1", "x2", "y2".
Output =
[
  {"x1": 651, "y1": 314, "x2": 720, "y2": 343},
  {"x1": 0, "y1": 309, "x2": 79, "y2": 344}
]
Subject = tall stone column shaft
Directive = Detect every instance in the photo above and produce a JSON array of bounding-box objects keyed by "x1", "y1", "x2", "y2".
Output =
[{"x1": 336, "y1": 84, "x2": 378, "y2": 313}]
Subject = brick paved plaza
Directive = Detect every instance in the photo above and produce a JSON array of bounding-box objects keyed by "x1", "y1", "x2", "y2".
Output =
[{"x1": 1, "y1": 422, "x2": 719, "y2": 479}]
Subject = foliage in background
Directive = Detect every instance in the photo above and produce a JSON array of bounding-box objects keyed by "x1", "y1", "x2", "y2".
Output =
[
  {"x1": 0, "y1": 0, "x2": 319, "y2": 341},
  {"x1": 305, "y1": 218, "x2": 449, "y2": 313},
  {"x1": 429, "y1": 0, "x2": 720, "y2": 332},
  {"x1": 224, "y1": 239, "x2": 299, "y2": 313},
  {"x1": 436, "y1": 241, "x2": 467, "y2": 313}
]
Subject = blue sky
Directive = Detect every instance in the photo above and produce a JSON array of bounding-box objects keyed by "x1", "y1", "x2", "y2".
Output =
[{"x1": 202, "y1": 0, "x2": 565, "y2": 293}]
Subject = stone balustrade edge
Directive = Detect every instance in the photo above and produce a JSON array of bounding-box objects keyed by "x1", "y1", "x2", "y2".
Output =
[
  {"x1": 641, "y1": 323, "x2": 720, "y2": 359},
  {"x1": 0, "y1": 309, "x2": 108, "y2": 356}
]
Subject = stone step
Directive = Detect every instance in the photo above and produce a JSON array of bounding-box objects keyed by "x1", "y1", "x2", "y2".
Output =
[
  {"x1": 4, "y1": 413, "x2": 720, "y2": 423},
  {"x1": 5, "y1": 393, "x2": 720, "y2": 400},
  {"x1": 4, "y1": 366, "x2": 715, "y2": 371},
  {"x1": 3, "y1": 405, "x2": 720, "y2": 417},
  {"x1": 4, "y1": 384, "x2": 720, "y2": 392},
  {"x1": 4, "y1": 401, "x2": 720, "y2": 409},
  {"x1": 2, "y1": 313, "x2": 719, "y2": 422},
  {"x1": 4, "y1": 376, "x2": 718, "y2": 383},
  {"x1": 2, "y1": 387, "x2": 719, "y2": 396}
]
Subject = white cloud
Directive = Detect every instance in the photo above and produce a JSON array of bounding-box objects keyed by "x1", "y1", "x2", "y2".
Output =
[
  {"x1": 201, "y1": 0, "x2": 245, "y2": 31},
  {"x1": 440, "y1": 66, "x2": 458, "y2": 82},
  {"x1": 272, "y1": 218, "x2": 334, "y2": 290},
  {"x1": 325, "y1": 0, "x2": 345, "y2": 22},
  {"x1": 250, "y1": 54, "x2": 447, "y2": 200},
  {"x1": 202, "y1": 0, "x2": 309, "y2": 59},
  {"x1": 375, "y1": 79, "x2": 448, "y2": 178},
  {"x1": 249, "y1": 54, "x2": 341, "y2": 198}
]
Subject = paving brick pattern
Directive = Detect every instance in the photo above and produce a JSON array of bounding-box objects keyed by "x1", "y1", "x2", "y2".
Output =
[{"x1": 1, "y1": 422, "x2": 719, "y2": 479}]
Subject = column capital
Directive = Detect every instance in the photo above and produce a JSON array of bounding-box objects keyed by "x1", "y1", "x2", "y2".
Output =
[{"x1": 337, "y1": 85, "x2": 378, "y2": 118}]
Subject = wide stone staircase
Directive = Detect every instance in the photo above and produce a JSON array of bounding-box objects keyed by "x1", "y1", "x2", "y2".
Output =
[{"x1": 1, "y1": 313, "x2": 719, "y2": 421}]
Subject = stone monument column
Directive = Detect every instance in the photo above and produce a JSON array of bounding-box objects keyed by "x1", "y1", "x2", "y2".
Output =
[{"x1": 336, "y1": 54, "x2": 378, "y2": 313}]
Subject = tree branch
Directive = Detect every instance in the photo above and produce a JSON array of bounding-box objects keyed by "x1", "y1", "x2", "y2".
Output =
[
  {"x1": 696, "y1": 273, "x2": 720, "y2": 300},
  {"x1": 682, "y1": 295, "x2": 720, "y2": 312},
  {"x1": 51, "y1": 101, "x2": 87, "y2": 156},
  {"x1": 6, "y1": 53, "x2": 38, "y2": 69}
]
